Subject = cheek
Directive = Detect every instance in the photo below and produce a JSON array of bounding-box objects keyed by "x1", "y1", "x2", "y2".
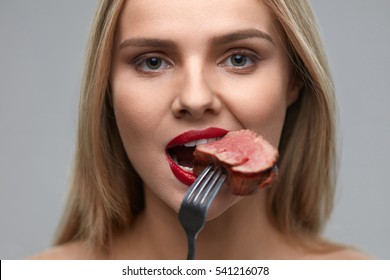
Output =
[
  {"x1": 244, "y1": 98, "x2": 286, "y2": 148},
  {"x1": 110, "y1": 72, "x2": 177, "y2": 182},
  {"x1": 110, "y1": 78, "x2": 165, "y2": 177},
  {"x1": 112, "y1": 83, "x2": 176, "y2": 203},
  {"x1": 111, "y1": 77, "x2": 187, "y2": 214},
  {"x1": 114, "y1": 89, "x2": 158, "y2": 134},
  {"x1": 111, "y1": 72, "x2": 169, "y2": 145},
  {"x1": 222, "y1": 78, "x2": 289, "y2": 148}
]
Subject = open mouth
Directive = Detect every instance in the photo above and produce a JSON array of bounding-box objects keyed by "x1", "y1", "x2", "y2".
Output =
[
  {"x1": 166, "y1": 127, "x2": 229, "y2": 185},
  {"x1": 167, "y1": 138, "x2": 221, "y2": 173}
]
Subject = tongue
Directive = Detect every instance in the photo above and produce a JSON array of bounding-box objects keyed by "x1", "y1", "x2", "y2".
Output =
[{"x1": 170, "y1": 146, "x2": 195, "y2": 168}]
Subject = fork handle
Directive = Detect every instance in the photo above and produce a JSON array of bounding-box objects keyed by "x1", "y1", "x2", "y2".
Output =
[{"x1": 186, "y1": 233, "x2": 196, "y2": 260}]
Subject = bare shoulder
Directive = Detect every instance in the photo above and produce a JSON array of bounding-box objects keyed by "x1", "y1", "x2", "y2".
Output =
[
  {"x1": 30, "y1": 241, "x2": 96, "y2": 260},
  {"x1": 323, "y1": 248, "x2": 372, "y2": 260},
  {"x1": 310, "y1": 247, "x2": 372, "y2": 260}
]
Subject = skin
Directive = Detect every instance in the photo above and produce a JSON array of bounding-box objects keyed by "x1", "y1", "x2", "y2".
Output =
[
  {"x1": 111, "y1": 0, "x2": 299, "y2": 221},
  {"x1": 33, "y1": 0, "x2": 370, "y2": 260}
]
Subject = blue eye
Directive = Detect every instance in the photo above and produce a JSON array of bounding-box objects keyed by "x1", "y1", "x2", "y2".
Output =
[
  {"x1": 134, "y1": 56, "x2": 171, "y2": 72},
  {"x1": 145, "y1": 57, "x2": 163, "y2": 69},
  {"x1": 230, "y1": 54, "x2": 248, "y2": 66},
  {"x1": 218, "y1": 50, "x2": 261, "y2": 74},
  {"x1": 224, "y1": 53, "x2": 254, "y2": 67}
]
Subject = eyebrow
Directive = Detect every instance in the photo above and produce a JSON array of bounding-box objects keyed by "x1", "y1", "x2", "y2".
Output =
[
  {"x1": 119, "y1": 38, "x2": 176, "y2": 50},
  {"x1": 118, "y1": 28, "x2": 275, "y2": 50},
  {"x1": 212, "y1": 28, "x2": 275, "y2": 46}
]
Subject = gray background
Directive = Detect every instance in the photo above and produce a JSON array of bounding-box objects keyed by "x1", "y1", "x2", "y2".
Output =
[{"x1": 0, "y1": 0, "x2": 389, "y2": 259}]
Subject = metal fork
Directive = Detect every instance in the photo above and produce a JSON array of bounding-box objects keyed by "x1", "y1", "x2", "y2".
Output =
[{"x1": 178, "y1": 164, "x2": 227, "y2": 260}]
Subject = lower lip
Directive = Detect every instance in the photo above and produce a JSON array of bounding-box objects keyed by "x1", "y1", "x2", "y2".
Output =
[{"x1": 166, "y1": 155, "x2": 196, "y2": 186}]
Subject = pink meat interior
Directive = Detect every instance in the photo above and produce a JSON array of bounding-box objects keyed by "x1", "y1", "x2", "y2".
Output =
[{"x1": 195, "y1": 130, "x2": 277, "y2": 174}]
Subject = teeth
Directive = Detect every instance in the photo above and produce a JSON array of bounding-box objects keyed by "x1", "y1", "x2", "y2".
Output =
[
  {"x1": 183, "y1": 140, "x2": 197, "y2": 147},
  {"x1": 196, "y1": 139, "x2": 208, "y2": 145},
  {"x1": 207, "y1": 137, "x2": 220, "y2": 143},
  {"x1": 183, "y1": 137, "x2": 221, "y2": 147},
  {"x1": 181, "y1": 166, "x2": 193, "y2": 172},
  {"x1": 171, "y1": 153, "x2": 178, "y2": 162},
  {"x1": 170, "y1": 153, "x2": 194, "y2": 172},
  {"x1": 171, "y1": 137, "x2": 223, "y2": 173}
]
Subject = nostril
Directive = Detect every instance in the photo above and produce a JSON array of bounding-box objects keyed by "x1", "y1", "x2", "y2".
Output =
[
  {"x1": 174, "y1": 102, "x2": 220, "y2": 119},
  {"x1": 178, "y1": 109, "x2": 190, "y2": 117},
  {"x1": 170, "y1": 82, "x2": 222, "y2": 118}
]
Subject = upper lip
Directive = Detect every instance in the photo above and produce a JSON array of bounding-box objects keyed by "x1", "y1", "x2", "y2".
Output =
[{"x1": 166, "y1": 127, "x2": 229, "y2": 148}]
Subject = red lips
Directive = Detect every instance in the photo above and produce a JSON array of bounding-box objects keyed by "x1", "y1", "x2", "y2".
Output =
[{"x1": 166, "y1": 127, "x2": 229, "y2": 186}]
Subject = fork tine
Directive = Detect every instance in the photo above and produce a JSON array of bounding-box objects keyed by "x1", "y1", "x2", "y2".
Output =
[
  {"x1": 184, "y1": 165, "x2": 213, "y2": 202},
  {"x1": 191, "y1": 166, "x2": 222, "y2": 203},
  {"x1": 200, "y1": 166, "x2": 226, "y2": 207}
]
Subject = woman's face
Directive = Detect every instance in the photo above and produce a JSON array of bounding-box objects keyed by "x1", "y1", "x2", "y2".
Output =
[{"x1": 111, "y1": 0, "x2": 299, "y2": 216}]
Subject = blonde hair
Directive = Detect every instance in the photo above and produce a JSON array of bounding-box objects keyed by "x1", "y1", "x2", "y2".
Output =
[
  {"x1": 55, "y1": 0, "x2": 337, "y2": 251},
  {"x1": 55, "y1": 0, "x2": 139, "y2": 249},
  {"x1": 262, "y1": 0, "x2": 337, "y2": 244}
]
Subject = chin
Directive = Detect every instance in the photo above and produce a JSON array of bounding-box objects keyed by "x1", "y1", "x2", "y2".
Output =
[{"x1": 204, "y1": 189, "x2": 243, "y2": 221}]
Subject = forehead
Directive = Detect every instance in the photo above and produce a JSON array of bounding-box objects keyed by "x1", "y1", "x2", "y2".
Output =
[{"x1": 115, "y1": 0, "x2": 277, "y2": 43}]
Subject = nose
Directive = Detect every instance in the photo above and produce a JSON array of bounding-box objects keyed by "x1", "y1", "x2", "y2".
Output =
[{"x1": 171, "y1": 65, "x2": 222, "y2": 119}]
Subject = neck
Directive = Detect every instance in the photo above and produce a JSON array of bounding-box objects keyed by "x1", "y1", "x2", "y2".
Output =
[
  {"x1": 112, "y1": 187, "x2": 299, "y2": 259},
  {"x1": 194, "y1": 192, "x2": 295, "y2": 259}
]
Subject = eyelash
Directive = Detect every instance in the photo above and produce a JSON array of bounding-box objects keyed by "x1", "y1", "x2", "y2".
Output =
[
  {"x1": 130, "y1": 49, "x2": 261, "y2": 74},
  {"x1": 218, "y1": 49, "x2": 261, "y2": 73},
  {"x1": 131, "y1": 54, "x2": 173, "y2": 74}
]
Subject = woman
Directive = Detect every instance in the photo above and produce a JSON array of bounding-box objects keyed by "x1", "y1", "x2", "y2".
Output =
[{"x1": 34, "y1": 0, "x2": 368, "y2": 259}]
